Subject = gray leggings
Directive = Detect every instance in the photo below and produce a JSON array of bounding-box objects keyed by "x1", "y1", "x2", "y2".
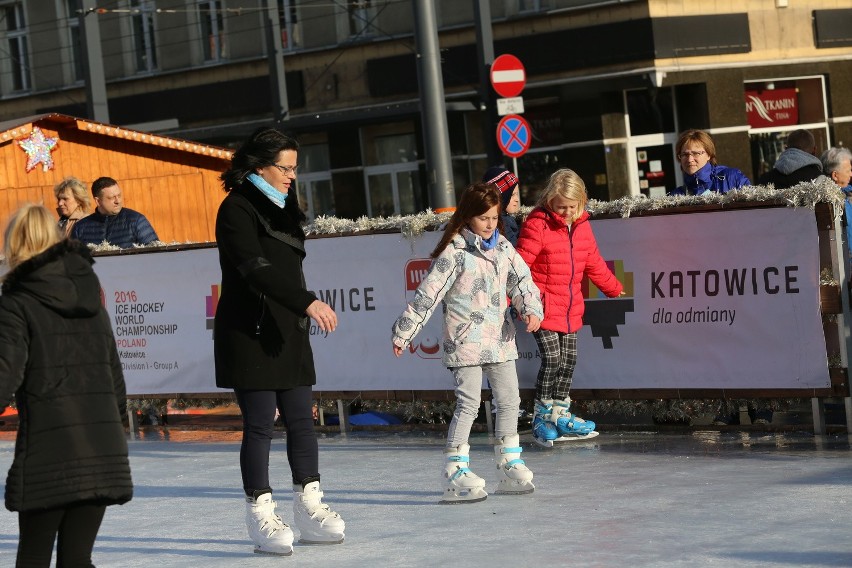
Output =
[{"x1": 445, "y1": 361, "x2": 522, "y2": 447}]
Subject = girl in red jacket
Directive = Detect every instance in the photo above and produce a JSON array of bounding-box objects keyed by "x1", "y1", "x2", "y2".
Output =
[{"x1": 515, "y1": 169, "x2": 623, "y2": 446}]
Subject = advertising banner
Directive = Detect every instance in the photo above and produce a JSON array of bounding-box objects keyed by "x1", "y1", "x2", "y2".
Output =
[{"x1": 87, "y1": 207, "x2": 828, "y2": 395}]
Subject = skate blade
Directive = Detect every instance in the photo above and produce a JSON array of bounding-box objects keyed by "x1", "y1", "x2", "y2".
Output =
[
  {"x1": 253, "y1": 546, "x2": 293, "y2": 556},
  {"x1": 298, "y1": 536, "x2": 344, "y2": 545},
  {"x1": 494, "y1": 481, "x2": 535, "y2": 495},
  {"x1": 440, "y1": 488, "x2": 488, "y2": 504},
  {"x1": 553, "y1": 431, "x2": 600, "y2": 443},
  {"x1": 533, "y1": 436, "x2": 555, "y2": 448}
]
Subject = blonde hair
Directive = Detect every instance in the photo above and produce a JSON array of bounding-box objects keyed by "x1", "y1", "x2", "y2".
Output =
[
  {"x1": 536, "y1": 168, "x2": 588, "y2": 223},
  {"x1": 3, "y1": 203, "x2": 62, "y2": 269},
  {"x1": 53, "y1": 176, "x2": 91, "y2": 213}
]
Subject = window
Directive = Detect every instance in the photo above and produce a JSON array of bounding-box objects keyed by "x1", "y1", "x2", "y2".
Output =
[
  {"x1": 66, "y1": 0, "x2": 84, "y2": 82},
  {"x1": 518, "y1": 0, "x2": 541, "y2": 13},
  {"x1": 626, "y1": 88, "x2": 675, "y2": 137},
  {"x1": 348, "y1": 0, "x2": 376, "y2": 37},
  {"x1": 198, "y1": 1, "x2": 226, "y2": 62},
  {"x1": 295, "y1": 144, "x2": 335, "y2": 221},
  {"x1": 2, "y1": 2, "x2": 30, "y2": 91},
  {"x1": 131, "y1": 0, "x2": 158, "y2": 72},
  {"x1": 277, "y1": 0, "x2": 300, "y2": 49}
]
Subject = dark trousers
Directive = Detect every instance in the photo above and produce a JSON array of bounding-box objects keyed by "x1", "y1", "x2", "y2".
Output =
[
  {"x1": 234, "y1": 386, "x2": 318, "y2": 493},
  {"x1": 17, "y1": 503, "x2": 106, "y2": 567}
]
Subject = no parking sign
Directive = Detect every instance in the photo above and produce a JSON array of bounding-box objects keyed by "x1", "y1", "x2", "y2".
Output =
[{"x1": 496, "y1": 114, "x2": 531, "y2": 158}]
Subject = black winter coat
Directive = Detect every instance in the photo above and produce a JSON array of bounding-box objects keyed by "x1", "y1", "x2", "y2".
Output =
[
  {"x1": 0, "y1": 240, "x2": 132, "y2": 512},
  {"x1": 214, "y1": 184, "x2": 317, "y2": 390}
]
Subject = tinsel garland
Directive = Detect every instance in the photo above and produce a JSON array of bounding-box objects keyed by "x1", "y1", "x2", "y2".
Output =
[{"x1": 3, "y1": 182, "x2": 841, "y2": 421}]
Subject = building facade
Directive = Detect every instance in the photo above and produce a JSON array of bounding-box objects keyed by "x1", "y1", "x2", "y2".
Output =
[{"x1": 1, "y1": 0, "x2": 851, "y2": 218}]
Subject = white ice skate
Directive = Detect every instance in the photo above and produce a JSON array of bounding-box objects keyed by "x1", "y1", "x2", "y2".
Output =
[
  {"x1": 292, "y1": 481, "x2": 345, "y2": 544},
  {"x1": 245, "y1": 492, "x2": 294, "y2": 556},
  {"x1": 441, "y1": 443, "x2": 488, "y2": 504},
  {"x1": 493, "y1": 434, "x2": 535, "y2": 495}
]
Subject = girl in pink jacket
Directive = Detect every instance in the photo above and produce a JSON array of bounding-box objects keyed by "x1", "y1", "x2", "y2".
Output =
[{"x1": 515, "y1": 169, "x2": 623, "y2": 446}]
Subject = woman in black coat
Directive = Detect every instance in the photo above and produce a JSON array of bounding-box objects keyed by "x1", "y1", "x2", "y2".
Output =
[
  {"x1": 215, "y1": 127, "x2": 344, "y2": 556},
  {"x1": 0, "y1": 204, "x2": 132, "y2": 567}
]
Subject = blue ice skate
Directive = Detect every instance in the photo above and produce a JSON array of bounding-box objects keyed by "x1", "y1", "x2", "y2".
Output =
[
  {"x1": 532, "y1": 400, "x2": 559, "y2": 447},
  {"x1": 553, "y1": 398, "x2": 596, "y2": 436}
]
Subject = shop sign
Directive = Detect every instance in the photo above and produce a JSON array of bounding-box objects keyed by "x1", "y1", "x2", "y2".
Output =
[{"x1": 744, "y1": 88, "x2": 798, "y2": 128}]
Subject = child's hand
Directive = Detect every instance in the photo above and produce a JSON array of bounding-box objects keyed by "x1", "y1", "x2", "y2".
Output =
[
  {"x1": 524, "y1": 314, "x2": 541, "y2": 333},
  {"x1": 393, "y1": 344, "x2": 404, "y2": 357}
]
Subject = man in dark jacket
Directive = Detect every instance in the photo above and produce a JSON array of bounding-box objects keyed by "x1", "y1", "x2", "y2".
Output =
[
  {"x1": 757, "y1": 129, "x2": 825, "y2": 189},
  {"x1": 71, "y1": 176, "x2": 159, "y2": 247}
]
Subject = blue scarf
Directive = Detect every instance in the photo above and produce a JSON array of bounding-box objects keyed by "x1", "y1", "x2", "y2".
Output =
[
  {"x1": 248, "y1": 173, "x2": 288, "y2": 208},
  {"x1": 480, "y1": 229, "x2": 500, "y2": 251}
]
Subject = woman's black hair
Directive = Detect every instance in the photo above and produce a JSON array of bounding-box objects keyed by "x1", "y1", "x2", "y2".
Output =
[{"x1": 221, "y1": 126, "x2": 305, "y2": 223}]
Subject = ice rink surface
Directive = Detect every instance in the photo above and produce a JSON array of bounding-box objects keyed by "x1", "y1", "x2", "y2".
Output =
[{"x1": 0, "y1": 429, "x2": 850, "y2": 567}]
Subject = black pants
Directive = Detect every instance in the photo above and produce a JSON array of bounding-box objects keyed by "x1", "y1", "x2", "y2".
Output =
[
  {"x1": 17, "y1": 503, "x2": 106, "y2": 567},
  {"x1": 234, "y1": 386, "x2": 318, "y2": 493}
]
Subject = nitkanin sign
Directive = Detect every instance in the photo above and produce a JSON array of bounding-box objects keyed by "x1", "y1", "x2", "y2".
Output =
[{"x1": 744, "y1": 88, "x2": 799, "y2": 128}]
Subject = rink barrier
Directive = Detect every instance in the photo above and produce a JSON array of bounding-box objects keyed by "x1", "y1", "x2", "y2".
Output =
[{"x1": 93, "y1": 194, "x2": 848, "y2": 434}]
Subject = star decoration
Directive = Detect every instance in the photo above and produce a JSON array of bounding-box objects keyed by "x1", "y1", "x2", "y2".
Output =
[{"x1": 17, "y1": 126, "x2": 59, "y2": 172}]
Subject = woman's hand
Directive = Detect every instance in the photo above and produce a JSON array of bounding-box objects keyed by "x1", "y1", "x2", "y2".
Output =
[
  {"x1": 306, "y1": 300, "x2": 338, "y2": 332},
  {"x1": 524, "y1": 314, "x2": 541, "y2": 333},
  {"x1": 393, "y1": 344, "x2": 403, "y2": 357}
]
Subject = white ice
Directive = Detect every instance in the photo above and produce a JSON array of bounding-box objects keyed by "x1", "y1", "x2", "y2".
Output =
[{"x1": 0, "y1": 430, "x2": 850, "y2": 567}]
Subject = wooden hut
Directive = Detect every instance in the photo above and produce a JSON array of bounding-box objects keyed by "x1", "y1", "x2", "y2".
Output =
[{"x1": 0, "y1": 113, "x2": 232, "y2": 243}]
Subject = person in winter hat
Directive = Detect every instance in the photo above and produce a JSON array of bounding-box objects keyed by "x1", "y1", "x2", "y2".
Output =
[{"x1": 482, "y1": 165, "x2": 521, "y2": 245}]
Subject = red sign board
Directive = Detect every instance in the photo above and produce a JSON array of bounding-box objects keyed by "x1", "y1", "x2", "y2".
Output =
[
  {"x1": 496, "y1": 114, "x2": 532, "y2": 158},
  {"x1": 490, "y1": 54, "x2": 526, "y2": 98},
  {"x1": 744, "y1": 88, "x2": 799, "y2": 128}
]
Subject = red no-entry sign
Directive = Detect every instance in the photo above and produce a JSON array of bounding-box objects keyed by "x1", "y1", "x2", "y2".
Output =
[{"x1": 490, "y1": 54, "x2": 526, "y2": 98}]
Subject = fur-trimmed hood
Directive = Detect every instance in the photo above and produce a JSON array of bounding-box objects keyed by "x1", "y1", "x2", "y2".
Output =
[{"x1": 2, "y1": 239, "x2": 101, "y2": 318}]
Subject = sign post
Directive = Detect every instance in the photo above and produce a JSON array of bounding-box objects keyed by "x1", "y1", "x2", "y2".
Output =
[{"x1": 490, "y1": 54, "x2": 530, "y2": 160}]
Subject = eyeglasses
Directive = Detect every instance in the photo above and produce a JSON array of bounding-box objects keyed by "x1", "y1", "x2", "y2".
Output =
[
  {"x1": 677, "y1": 150, "x2": 707, "y2": 160},
  {"x1": 271, "y1": 163, "x2": 298, "y2": 175}
]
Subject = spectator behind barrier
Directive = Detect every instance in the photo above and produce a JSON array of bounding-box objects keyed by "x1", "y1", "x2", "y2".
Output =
[
  {"x1": 671, "y1": 129, "x2": 751, "y2": 195},
  {"x1": 54, "y1": 176, "x2": 90, "y2": 237},
  {"x1": 71, "y1": 176, "x2": 158, "y2": 248},
  {"x1": 757, "y1": 129, "x2": 826, "y2": 189}
]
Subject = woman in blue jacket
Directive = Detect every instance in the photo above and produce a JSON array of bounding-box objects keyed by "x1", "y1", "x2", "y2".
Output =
[{"x1": 671, "y1": 129, "x2": 751, "y2": 195}]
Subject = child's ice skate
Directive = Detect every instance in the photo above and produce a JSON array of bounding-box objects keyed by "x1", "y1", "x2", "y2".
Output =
[
  {"x1": 552, "y1": 397, "x2": 599, "y2": 442},
  {"x1": 292, "y1": 480, "x2": 345, "y2": 544},
  {"x1": 441, "y1": 443, "x2": 487, "y2": 504},
  {"x1": 493, "y1": 434, "x2": 535, "y2": 495},
  {"x1": 532, "y1": 399, "x2": 559, "y2": 448},
  {"x1": 245, "y1": 492, "x2": 294, "y2": 556}
]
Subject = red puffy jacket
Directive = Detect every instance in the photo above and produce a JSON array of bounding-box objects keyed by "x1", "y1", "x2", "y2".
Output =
[{"x1": 515, "y1": 207, "x2": 622, "y2": 333}]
